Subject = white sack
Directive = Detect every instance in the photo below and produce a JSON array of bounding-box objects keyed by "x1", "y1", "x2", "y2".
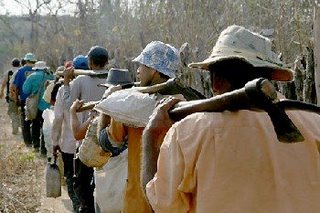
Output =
[
  {"x1": 95, "y1": 149, "x2": 128, "y2": 213},
  {"x1": 94, "y1": 89, "x2": 159, "y2": 127}
]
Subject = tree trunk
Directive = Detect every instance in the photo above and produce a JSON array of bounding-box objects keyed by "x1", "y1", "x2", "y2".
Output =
[
  {"x1": 314, "y1": 5, "x2": 320, "y2": 105},
  {"x1": 294, "y1": 56, "x2": 305, "y2": 101},
  {"x1": 303, "y1": 46, "x2": 316, "y2": 103}
]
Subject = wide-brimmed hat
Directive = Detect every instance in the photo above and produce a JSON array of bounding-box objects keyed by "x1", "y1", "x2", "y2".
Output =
[
  {"x1": 32, "y1": 61, "x2": 49, "y2": 70},
  {"x1": 132, "y1": 41, "x2": 180, "y2": 78},
  {"x1": 24, "y1": 53, "x2": 37, "y2": 62},
  {"x1": 188, "y1": 25, "x2": 294, "y2": 81},
  {"x1": 56, "y1": 65, "x2": 65, "y2": 73},
  {"x1": 100, "y1": 68, "x2": 133, "y2": 87}
]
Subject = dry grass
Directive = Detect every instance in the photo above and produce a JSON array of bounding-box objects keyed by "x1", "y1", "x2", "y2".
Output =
[{"x1": 0, "y1": 102, "x2": 44, "y2": 212}]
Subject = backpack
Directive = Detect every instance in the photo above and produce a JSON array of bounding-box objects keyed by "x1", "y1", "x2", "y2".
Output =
[{"x1": 5, "y1": 70, "x2": 13, "y2": 103}]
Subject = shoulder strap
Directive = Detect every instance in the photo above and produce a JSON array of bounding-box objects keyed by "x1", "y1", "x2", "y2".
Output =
[{"x1": 36, "y1": 71, "x2": 46, "y2": 95}]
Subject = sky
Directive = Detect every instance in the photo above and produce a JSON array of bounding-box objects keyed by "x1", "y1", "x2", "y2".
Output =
[{"x1": 0, "y1": 0, "x2": 75, "y2": 16}]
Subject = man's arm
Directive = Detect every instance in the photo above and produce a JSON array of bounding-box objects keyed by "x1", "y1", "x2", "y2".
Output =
[
  {"x1": 0, "y1": 71, "x2": 8, "y2": 99},
  {"x1": 62, "y1": 66, "x2": 79, "y2": 109},
  {"x1": 141, "y1": 97, "x2": 180, "y2": 192},
  {"x1": 144, "y1": 113, "x2": 191, "y2": 212},
  {"x1": 52, "y1": 87, "x2": 64, "y2": 155},
  {"x1": 70, "y1": 99, "x2": 94, "y2": 140},
  {"x1": 97, "y1": 85, "x2": 123, "y2": 132}
]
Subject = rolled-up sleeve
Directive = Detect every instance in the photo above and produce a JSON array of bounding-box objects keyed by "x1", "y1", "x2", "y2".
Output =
[{"x1": 99, "y1": 127, "x2": 127, "y2": 157}]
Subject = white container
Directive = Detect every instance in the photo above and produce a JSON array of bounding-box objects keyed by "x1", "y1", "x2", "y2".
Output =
[{"x1": 45, "y1": 160, "x2": 61, "y2": 198}]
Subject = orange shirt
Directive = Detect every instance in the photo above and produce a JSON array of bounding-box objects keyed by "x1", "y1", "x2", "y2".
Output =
[
  {"x1": 147, "y1": 110, "x2": 320, "y2": 213},
  {"x1": 109, "y1": 118, "x2": 152, "y2": 213}
]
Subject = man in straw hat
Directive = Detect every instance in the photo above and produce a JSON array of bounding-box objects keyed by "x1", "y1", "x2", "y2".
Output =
[{"x1": 142, "y1": 25, "x2": 320, "y2": 212}]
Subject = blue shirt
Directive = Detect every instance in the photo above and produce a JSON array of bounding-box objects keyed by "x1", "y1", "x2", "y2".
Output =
[
  {"x1": 13, "y1": 65, "x2": 34, "y2": 101},
  {"x1": 23, "y1": 70, "x2": 54, "y2": 111}
]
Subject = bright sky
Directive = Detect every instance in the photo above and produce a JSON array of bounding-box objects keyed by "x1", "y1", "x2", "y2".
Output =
[{"x1": 0, "y1": 0, "x2": 75, "y2": 15}]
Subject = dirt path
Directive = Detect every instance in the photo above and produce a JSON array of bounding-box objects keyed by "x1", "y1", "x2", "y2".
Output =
[{"x1": 0, "y1": 99, "x2": 73, "y2": 212}]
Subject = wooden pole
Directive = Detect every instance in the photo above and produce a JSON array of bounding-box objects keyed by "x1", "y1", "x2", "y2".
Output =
[{"x1": 314, "y1": 5, "x2": 320, "y2": 105}]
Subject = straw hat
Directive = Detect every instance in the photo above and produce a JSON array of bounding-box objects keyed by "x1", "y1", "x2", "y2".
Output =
[
  {"x1": 32, "y1": 61, "x2": 49, "y2": 70},
  {"x1": 189, "y1": 25, "x2": 294, "y2": 81}
]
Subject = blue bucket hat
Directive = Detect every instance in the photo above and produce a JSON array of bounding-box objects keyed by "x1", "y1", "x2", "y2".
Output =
[
  {"x1": 132, "y1": 41, "x2": 180, "y2": 78},
  {"x1": 73, "y1": 55, "x2": 89, "y2": 70}
]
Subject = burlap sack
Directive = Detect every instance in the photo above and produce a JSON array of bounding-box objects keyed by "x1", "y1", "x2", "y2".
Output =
[
  {"x1": 25, "y1": 93, "x2": 40, "y2": 121},
  {"x1": 78, "y1": 118, "x2": 112, "y2": 168}
]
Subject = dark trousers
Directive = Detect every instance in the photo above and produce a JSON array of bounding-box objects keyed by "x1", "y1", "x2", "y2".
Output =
[
  {"x1": 20, "y1": 103, "x2": 46, "y2": 154},
  {"x1": 32, "y1": 109, "x2": 46, "y2": 155},
  {"x1": 73, "y1": 154, "x2": 95, "y2": 213},
  {"x1": 62, "y1": 152, "x2": 80, "y2": 212},
  {"x1": 20, "y1": 101, "x2": 32, "y2": 146}
]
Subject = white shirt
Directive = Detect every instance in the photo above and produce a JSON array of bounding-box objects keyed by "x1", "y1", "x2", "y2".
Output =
[
  {"x1": 52, "y1": 86, "x2": 78, "y2": 154},
  {"x1": 63, "y1": 70, "x2": 107, "y2": 123}
]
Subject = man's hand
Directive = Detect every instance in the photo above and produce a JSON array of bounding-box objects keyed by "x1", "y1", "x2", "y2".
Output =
[
  {"x1": 146, "y1": 96, "x2": 181, "y2": 134},
  {"x1": 53, "y1": 145, "x2": 61, "y2": 157},
  {"x1": 63, "y1": 66, "x2": 74, "y2": 85},
  {"x1": 103, "y1": 85, "x2": 122, "y2": 98},
  {"x1": 70, "y1": 99, "x2": 84, "y2": 114}
]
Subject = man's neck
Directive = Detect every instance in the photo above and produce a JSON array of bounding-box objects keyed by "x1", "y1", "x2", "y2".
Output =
[
  {"x1": 150, "y1": 77, "x2": 168, "y2": 86},
  {"x1": 90, "y1": 64, "x2": 104, "y2": 71}
]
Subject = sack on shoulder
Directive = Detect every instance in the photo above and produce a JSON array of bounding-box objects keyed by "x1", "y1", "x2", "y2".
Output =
[{"x1": 25, "y1": 93, "x2": 40, "y2": 121}]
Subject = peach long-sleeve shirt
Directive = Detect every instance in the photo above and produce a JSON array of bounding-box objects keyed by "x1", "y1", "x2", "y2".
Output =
[{"x1": 146, "y1": 110, "x2": 320, "y2": 213}]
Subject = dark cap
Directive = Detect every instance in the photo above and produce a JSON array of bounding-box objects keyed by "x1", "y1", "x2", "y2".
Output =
[
  {"x1": 11, "y1": 58, "x2": 20, "y2": 67},
  {"x1": 87, "y1": 46, "x2": 109, "y2": 67}
]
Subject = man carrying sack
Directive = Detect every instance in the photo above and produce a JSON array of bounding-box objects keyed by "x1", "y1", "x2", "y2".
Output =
[
  {"x1": 63, "y1": 46, "x2": 109, "y2": 213},
  {"x1": 98, "y1": 41, "x2": 203, "y2": 213},
  {"x1": 142, "y1": 25, "x2": 320, "y2": 212}
]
